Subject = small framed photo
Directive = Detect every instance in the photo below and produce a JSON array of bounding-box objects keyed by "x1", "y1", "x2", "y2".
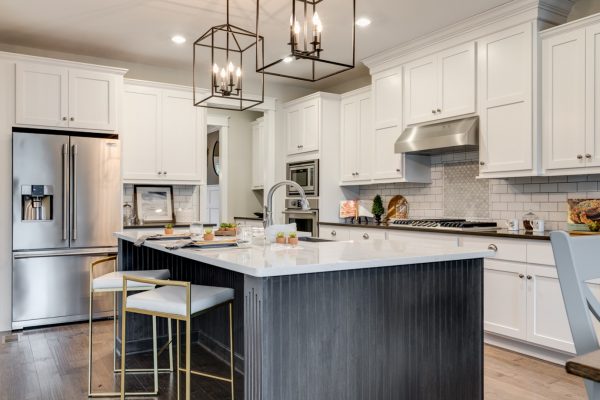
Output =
[{"x1": 134, "y1": 185, "x2": 175, "y2": 224}]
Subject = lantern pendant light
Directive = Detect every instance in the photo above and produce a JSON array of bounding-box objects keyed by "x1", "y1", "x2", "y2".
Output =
[
  {"x1": 193, "y1": 0, "x2": 264, "y2": 111},
  {"x1": 256, "y1": 0, "x2": 356, "y2": 82}
]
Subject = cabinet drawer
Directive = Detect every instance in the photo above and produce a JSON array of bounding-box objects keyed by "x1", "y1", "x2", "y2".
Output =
[
  {"x1": 387, "y1": 230, "x2": 459, "y2": 247},
  {"x1": 460, "y1": 236, "x2": 526, "y2": 262},
  {"x1": 348, "y1": 228, "x2": 386, "y2": 241},
  {"x1": 319, "y1": 226, "x2": 350, "y2": 241},
  {"x1": 527, "y1": 241, "x2": 555, "y2": 266}
]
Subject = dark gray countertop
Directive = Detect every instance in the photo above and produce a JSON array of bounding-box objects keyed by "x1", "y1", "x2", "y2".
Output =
[
  {"x1": 319, "y1": 221, "x2": 551, "y2": 241},
  {"x1": 234, "y1": 216, "x2": 262, "y2": 221},
  {"x1": 123, "y1": 223, "x2": 216, "y2": 229}
]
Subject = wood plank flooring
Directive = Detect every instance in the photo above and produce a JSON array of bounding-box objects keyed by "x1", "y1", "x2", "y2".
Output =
[{"x1": 0, "y1": 321, "x2": 588, "y2": 399}]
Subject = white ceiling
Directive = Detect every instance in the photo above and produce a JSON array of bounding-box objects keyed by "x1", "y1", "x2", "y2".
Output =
[{"x1": 0, "y1": 0, "x2": 512, "y2": 90}]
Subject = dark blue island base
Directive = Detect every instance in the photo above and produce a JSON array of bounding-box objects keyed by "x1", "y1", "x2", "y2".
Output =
[{"x1": 119, "y1": 239, "x2": 483, "y2": 400}]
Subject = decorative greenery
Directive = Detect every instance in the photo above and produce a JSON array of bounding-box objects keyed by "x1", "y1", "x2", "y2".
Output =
[
  {"x1": 204, "y1": 228, "x2": 213, "y2": 234},
  {"x1": 288, "y1": 231, "x2": 297, "y2": 238},
  {"x1": 372, "y1": 195, "x2": 385, "y2": 217},
  {"x1": 276, "y1": 232, "x2": 285, "y2": 238},
  {"x1": 165, "y1": 223, "x2": 173, "y2": 229},
  {"x1": 220, "y1": 223, "x2": 229, "y2": 229}
]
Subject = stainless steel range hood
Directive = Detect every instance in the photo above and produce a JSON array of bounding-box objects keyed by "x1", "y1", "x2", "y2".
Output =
[{"x1": 394, "y1": 116, "x2": 479, "y2": 155}]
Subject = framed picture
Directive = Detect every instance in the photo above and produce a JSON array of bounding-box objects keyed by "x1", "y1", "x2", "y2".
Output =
[{"x1": 134, "y1": 185, "x2": 175, "y2": 224}]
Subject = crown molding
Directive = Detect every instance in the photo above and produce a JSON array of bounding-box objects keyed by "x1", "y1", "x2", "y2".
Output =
[
  {"x1": 363, "y1": 0, "x2": 572, "y2": 73},
  {"x1": 0, "y1": 50, "x2": 128, "y2": 75}
]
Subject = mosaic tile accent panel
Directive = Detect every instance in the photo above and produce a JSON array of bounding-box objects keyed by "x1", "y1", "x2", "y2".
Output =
[{"x1": 443, "y1": 162, "x2": 489, "y2": 219}]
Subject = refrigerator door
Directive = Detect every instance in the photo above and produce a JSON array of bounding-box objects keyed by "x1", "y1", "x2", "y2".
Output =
[
  {"x1": 70, "y1": 136, "x2": 120, "y2": 248},
  {"x1": 13, "y1": 132, "x2": 70, "y2": 251},
  {"x1": 12, "y1": 250, "x2": 115, "y2": 329}
]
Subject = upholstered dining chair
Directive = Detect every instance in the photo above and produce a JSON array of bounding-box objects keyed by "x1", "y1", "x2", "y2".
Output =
[{"x1": 551, "y1": 231, "x2": 600, "y2": 399}]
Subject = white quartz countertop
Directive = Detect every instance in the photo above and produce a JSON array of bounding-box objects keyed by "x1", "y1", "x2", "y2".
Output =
[{"x1": 115, "y1": 230, "x2": 495, "y2": 278}]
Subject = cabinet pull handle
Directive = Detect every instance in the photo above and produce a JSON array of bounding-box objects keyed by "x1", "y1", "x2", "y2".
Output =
[
  {"x1": 527, "y1": 275, "x2": 532, "y2": 280},
  {"x1": 487, "y1": 244, "x2": 498, "y2": 252},
  {"x1": 331, "y1": 230, "x2": 337, "y2": 236},
  {"x1": 586, "y1": 154, "x2": 592, "y2": 159},
  {"x1": 577, "y1": 154, "x2": 584, "y2": 160},
  {"x1": 518, "y1": 274, "x2": 525, "y2": 279},
  {"x1": 363, "y1": 233, "x2": 370, "y2": 239}
]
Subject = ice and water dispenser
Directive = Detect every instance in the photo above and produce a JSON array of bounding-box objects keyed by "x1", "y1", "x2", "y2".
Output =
[{"x1": 21, "y1": 185, "x2": 53, "y2": 221}]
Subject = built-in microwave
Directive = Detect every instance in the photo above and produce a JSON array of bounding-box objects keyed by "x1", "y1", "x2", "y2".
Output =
[{"x1": 286, "y1": 160, "x2": 318, "y2": 197}]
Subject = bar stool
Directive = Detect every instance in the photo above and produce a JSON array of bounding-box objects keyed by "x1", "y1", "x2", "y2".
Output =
[
  {"x1": 88, "y1": 256, "x2": 174, "y2": 397},
  {"x1": 120, "y1": 275, "x2": 235, "y2": 400}
]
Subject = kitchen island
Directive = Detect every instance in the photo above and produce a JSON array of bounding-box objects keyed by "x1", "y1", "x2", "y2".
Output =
[{"x1": 116, "y1": 231, "x2": 494, "y2": 400}]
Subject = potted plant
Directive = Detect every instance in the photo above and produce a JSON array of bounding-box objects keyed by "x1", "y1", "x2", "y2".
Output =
[
  {"x1": 288, "y1": 231, "x2": 298, "y2": 246},
  {"x1": 275, "y1": 232, "x2": 286, "y2": 244},
  {"x1": 372, "y1": 195, "x2": 385, "y2": 225},
  {"x1": 164, "y1": 223, "x2": 174, "y2": 235},
  {"x1": 227, "y1": 223, "x2": 237, "y2": 232},
  {"x1": 203, "y1": 228, "x2": 214, "y2": 241}
]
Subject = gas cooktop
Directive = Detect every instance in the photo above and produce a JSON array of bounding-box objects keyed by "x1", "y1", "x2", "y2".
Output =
[{"x1": 390, "y1": 219, "x2": 498, "y2": 231}]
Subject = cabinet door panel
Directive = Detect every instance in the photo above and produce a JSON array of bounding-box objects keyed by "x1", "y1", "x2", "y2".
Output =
[
  {"x1": 122, "y1": 86, "x2": 162, "y2": 180},
  {"x1": 373, "y1": 70, "x2": 402, "y2": 129},
  {"x1": 16, "y1": 62, "x2": 68, "y2": 128},
  {"x1": 319, "y1": 226, "x2": 351, "y2": 241},
  {"x1": 68, "y1": 69, "x2": 116, "y2": 131},
  {"x1": 286, "y1": 107, "x2": 301, "y2": 155},
  {"x1": 340, "y1": 99, "x2": 358, "y2": 182},
  {"x1": 405, "y1": 56, "x2": 437, "y2": 125},
  {"x1": 543, "y1": 29, "x2": 587, "y2": 170},
  {"x1": 478, "y1": 24, "x2": 532, "y2": 173},
  {"x1": 438, "y1": 42, "x2": 476, "y2": 119},
  {"x1": 586, "y1": 24, "x2": 600, "y2": 166},
  {"x1": 301, "y1": 99, "x2": 319, "y2": 153},
  {"x1": 348, "y1": 228, "x2": 386, "y2": 241},
  {"x1": 484, "y1": 260, "x2": 527, "y2": 340},
  {"x1": 372, "y1": 126, "x2": 403, "y2": 180},
  {"x1": 161, "y1": 90, "x2": 205, "y2": 182},
  {"x1": 526, "y1": 264, "x2": 575, "y2": 353},
  {"x1": 357, "y1": 95, "x2": 373, "y2": 181}
]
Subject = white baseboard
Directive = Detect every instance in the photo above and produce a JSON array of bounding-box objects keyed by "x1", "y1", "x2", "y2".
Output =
[{"x1": 485, "y1": 332, "x2": 574, "y2": 365}]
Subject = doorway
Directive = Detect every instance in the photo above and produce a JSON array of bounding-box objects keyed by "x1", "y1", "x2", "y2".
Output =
[{"x1": 207, "y1": 125, "x2": 220, "y2": 224}]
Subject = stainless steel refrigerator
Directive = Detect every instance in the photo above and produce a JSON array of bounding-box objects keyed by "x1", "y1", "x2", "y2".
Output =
[{"x1": 12, "y1": 131, "x2": 120, "y2": 329}]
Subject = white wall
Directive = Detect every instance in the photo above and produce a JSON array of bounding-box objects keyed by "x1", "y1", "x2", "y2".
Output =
[
  {"x1": 0, "y1": 59, "x2": 14, "y2": 332},
  {"x1": 208, "y1": 109, "x2": 264, "y2": 220}
]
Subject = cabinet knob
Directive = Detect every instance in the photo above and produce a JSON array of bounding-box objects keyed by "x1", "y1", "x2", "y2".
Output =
[
  {"x1": 62, "y1": 117, "x2": 67, "y2": 121},
  {"x1": 586, "y1": 154, "x2": 592, "y2": 159},
  {"x1": 577, "y1": 154, "x2": 584, "y2": 160},
  {"x1": 436, "y1": 108, "x2": 441, "y2": 113},
  {"x1": 158, "y1": 171, "x2": 163, "y2": 175},
  {"x1": 163, "y1": 171, "x2": 167, "y2": 175},
  {"x1": 431, "y1": 109, "x2": 436, "y2": 114},
  {"x1": 480, "y1": 161, "x2": 485, "y2": 166},
  {"x1": 331, "y1": 230, "x2": 337, "y2": 236},
  {"x1": 356, "y1": 172, "x2": 359, "y2": 176},
  {"x1": 487, "y1": 244, "x2": 498, "y2": 252},
  {"x1": 518, "y1": 274, "x2": 525, "y2": 279},
  {"x1": 396, "y1": 168, "x2": 401, "y2": 172},
  {"x1": 527, "y1": 275, "x2": 532, "y2": 280},
  {"x1": 70, "y1": 117, "x2": 74, "y2": 121},
  {"x1": 363, "y1": 233, "x2": 370, "y2": 239}
]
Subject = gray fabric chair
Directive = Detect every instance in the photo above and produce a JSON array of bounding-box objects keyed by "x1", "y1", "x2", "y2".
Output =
[{"x1": 550, "y1": 231, "x2": 600, "y2": 399}]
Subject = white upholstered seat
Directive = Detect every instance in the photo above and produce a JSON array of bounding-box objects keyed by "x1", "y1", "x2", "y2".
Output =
[
  {"x1": 92, "y1": 269, "x2": 170, "y2": 291},
  {"x1": 126, "y1": 285, "x2": 234, "y2": 316}
]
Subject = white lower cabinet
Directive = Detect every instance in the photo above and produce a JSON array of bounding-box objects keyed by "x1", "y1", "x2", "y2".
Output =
[
  {"x1": 348, "y1": 228, "x2": 386, "y2": 241},
  {"x1": 319, "y1": 226, "x2": 351, "y2": 241}
]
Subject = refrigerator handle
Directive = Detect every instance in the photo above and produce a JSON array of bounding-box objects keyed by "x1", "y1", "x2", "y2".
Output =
[
  {"x1": 62, "y1": 144, "x2": 69, "y2": 241},
  {"x1": 71, "y1": 144, "x2": 78, "y2": 241}
]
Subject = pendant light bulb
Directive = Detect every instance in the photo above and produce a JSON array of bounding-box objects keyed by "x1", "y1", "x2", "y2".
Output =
[
  {"x1": 236, "y1": 67, "x2": 242, "y2": 77},
  {"x1": 228, "y1": 62, "x2": 235, "y2": 72},
  {"x1": 213, "y1": 63, "x2": 219, "y2": 74},
  {"x1": 312, "y1": 12, "x2": 322, "y2": 32},
  {"x1": 220, "y1": 68, "x2": 227, "y2": 79},
  {"x1": 294, "y1": 20, "x2": 301, "y2": 34}
]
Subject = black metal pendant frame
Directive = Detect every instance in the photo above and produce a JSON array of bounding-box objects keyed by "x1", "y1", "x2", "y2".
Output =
[
  {"x1": 193, "y1": 1, "x2": 265, "y2": 111},
  {"x1": 256, "y1": 0, "x2": 356, "y2": 82}
]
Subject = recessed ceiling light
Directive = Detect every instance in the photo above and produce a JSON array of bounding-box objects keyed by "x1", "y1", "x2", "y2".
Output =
[
  {"x1": 171, "y1": 35, "x2": 186, "y2": 44},
  {"x1": 355, "y1": 17, "x2": 371, "y2": 27},
  {"x1": 283, "y1": 56, "x2": 294, "y2": 63}
]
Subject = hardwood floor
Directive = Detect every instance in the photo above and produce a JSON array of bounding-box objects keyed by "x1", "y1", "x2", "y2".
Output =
[{"x1": 0, "y1": 321, "x2": 588, "y2": 399}]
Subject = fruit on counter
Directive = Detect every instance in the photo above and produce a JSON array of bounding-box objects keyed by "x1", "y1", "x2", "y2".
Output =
[
  {"x1": 288, "y1": 232, "x2": 298, "y2": 246},
  {"x1": 204, "y1": 228, "x2": 215, "y2": 241},
  {"x1": 164, "y1": 223, "x2": 174, "y2": 235},
  {"x1": 275, "y1": 232, "x2": 286, "y2": 244},
  {"x1": 586, "y1": 220, "x2": 600, "y2": 232}
]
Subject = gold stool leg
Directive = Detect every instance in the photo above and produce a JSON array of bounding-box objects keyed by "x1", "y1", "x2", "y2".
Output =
[
  {"x1": 229, "y1": 302, "x2": 235, "y2": 400},
  {"x1": 168, "y1": 318, "x2": 174, "y2": 372},
  {"x1": 152, "y1": 316, "x2": 159, "y2": 394},
  {"x1": 177, "y1": 320, "x2": 181, "y2": 400},
  {"x1": 88, "y1": 289, "x2": 94, "y2": 396},
  {"x1": 186, "y1": 317, "x2": 191, "y2": 400},
  {"x1": 120, "y1": 305, "x2": 127, "y2": 400}
]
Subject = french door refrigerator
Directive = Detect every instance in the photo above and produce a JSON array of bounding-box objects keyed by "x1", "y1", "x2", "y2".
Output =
[{"x1": 12, "y1": 131, "x2": 120, "y2": 329}]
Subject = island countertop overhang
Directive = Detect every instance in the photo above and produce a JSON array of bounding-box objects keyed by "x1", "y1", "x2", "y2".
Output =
[{"x1": 114, "y1": 231, "x2": 495, "y2": 278}]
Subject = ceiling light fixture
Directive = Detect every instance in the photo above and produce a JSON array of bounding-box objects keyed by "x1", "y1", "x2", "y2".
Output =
[
  {"x1": 256, "y1": 0, "x2": 356, "y2": 82},
  {"x1": 193, "y1": 0, "x2": 264, "y2": 111},
  {"x1": 171, "y1": 35, "x2": 187, "y2": 44},
  {"x1": 355, "y1": 17, "x2": 371, "y2": 27}
]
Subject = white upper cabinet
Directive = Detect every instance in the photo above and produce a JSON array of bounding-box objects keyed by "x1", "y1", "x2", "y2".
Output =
[
  {"x1": 478, "y1": 23, "x2": 534, "y2": 175},
  {"x1": 404, "y1": 42, "x2": 476, "y2": 125},
  {"x1": 340, "y1": 88, "x2": 372, "y2": 184},
  {"x1": 122, "y1": 83, "x2": 206, "y2": 183},
  {"x1": 543, "y1": 28, "x2": 587, "y2": 171},
  {"x1": 587, "y1": 23, "x2": 600, "y2": 167},
  {"x1": 285, "y1": 97, "x2": 320, "y2": 156},
  {"x1": 16, "y1": 61, "x2": 119, "y2": 131},
  {"x1": 251, "y1": 117, "x2": 265, "y2": 189}
]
